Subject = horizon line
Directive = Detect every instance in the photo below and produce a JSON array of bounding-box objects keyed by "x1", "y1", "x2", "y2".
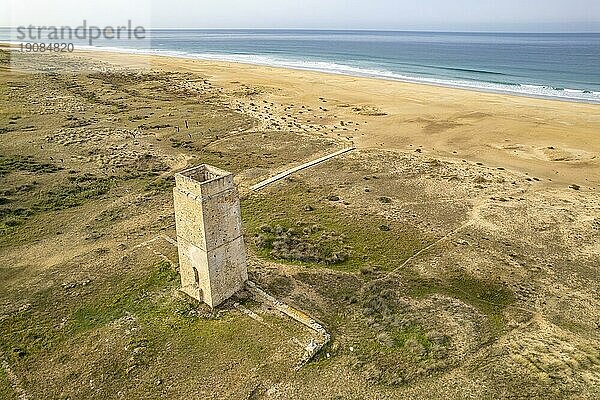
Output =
[{"x1": 0, "y1": 26, "x2": 599, "y2": 34}]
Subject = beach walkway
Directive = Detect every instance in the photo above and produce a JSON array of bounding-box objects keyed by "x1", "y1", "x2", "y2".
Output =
[{"x1": 250, "y1": 147, "x2": 356, "y2": 191}]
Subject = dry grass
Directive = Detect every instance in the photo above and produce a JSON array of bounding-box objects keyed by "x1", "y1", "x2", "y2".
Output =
[{"x1": 0, "y1": 50, "x2": 599, "y2": 399}]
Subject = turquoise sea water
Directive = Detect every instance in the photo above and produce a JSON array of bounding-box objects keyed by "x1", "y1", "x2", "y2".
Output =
[{"x1": 3, "y1": 29, "x2": 600, "y2": 103}]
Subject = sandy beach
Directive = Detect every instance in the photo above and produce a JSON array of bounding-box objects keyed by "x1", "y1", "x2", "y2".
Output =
[{"x1": 82, "y1": 49, "x2": 600, "y2": 189}]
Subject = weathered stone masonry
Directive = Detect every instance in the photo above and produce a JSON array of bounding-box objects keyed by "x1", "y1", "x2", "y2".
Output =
[{"x1": 173, "y1": 165, "x2": 248, "y2": 308}]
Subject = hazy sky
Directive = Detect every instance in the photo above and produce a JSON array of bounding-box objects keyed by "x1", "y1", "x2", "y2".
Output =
[{"x1": 3, "y1": 0, "x2": 600, "y2": 31}]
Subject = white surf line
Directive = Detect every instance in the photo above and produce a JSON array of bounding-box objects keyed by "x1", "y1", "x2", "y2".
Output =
[
  {"x1": 1, "y1": 358, "x2": 28, "y2": 400},
  {"x1": 250, "y1": 147, "x2": 356, "y2": 191}
]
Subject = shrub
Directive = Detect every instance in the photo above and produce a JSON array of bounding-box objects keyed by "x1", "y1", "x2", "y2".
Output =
[{"x1": 254, "y1": 223, "x2": 351, "y2": 265}]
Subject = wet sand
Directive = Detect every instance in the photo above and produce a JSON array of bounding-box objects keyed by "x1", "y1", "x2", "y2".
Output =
[{"x1": 78, "y1": 49, "x2": 600, "y2": 190}]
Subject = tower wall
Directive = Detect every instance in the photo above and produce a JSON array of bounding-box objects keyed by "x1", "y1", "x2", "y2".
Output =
[{"x1": 173, "y1": 165, "x2": 248, "y2": 308}]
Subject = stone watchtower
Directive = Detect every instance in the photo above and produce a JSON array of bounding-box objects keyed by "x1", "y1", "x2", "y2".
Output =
[{"x1": 173, "y1": 165, "x2": 248, "y2": 308}]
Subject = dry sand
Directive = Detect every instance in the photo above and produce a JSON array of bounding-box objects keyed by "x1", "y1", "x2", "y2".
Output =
[{"x1": 82, "y1": 50, "x2": 600, "y2": 190}]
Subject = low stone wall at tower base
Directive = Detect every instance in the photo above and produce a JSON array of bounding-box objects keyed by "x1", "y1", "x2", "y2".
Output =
[{"x1": 246, "y1": 281, "x2": 331, "y2": 368}]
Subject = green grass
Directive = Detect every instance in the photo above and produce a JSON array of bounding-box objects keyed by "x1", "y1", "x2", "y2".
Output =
[
  {"x1": 253, "y1": 223, "x2": 349, "y2": 265},
  {"x1": 401, "y1": 274, "x2": 515, "y2": 334},
  {"x1": 0, "y1": 174, "x2": 116, "y2": 236},
  {"x1": 145, "y1": 177, "x2": 175, "y2": 193},
  {"x1": 0, "y1": 258, "x2": 269, "y2": 362},
  {"x1": 0, "y1": 210, "x2": 31, "y2": 235},
  {"x1": 0, "y1": 257, "x2": 291, "y2": 398},
  {"x1": 350, "y1": 321, "x2": 440, "y2": 386},
  {"x1": 0, "y1": 260, "x2": 197, "y2": 391},
  {"x1": 69, "y1": 260, "x2": 179, "y2": 334},
  {"x1": 35, "y1": 175, "x2": 115, "y2": 212},
  {"x1": 388, "y1": 325, "x2": 433, "y2": 351},
  {"x1": 0, "y1": 155, "x2": 62, "y2": 177},
  {"x1": 0, "y1": 261, "x2": 179, "y2": 357},
  {"x1": 358, "y1": 324, "x2": 433, "y2": 355},
  {"x1": 243, "y1": 182, "x2": 515, "y2": 334},
  {"x1": 242, "y1": 183, "x2": 430, "y2": 272}
]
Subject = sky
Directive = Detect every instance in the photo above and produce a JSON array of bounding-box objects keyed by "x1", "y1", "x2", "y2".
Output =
[{"x1": 2, "y1": 0, "x2": 600, "y2": 32}]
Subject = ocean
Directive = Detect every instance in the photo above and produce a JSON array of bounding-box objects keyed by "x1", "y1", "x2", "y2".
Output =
[{"x1": 3, "y1": 29, "x2": 600, "y2": 103}]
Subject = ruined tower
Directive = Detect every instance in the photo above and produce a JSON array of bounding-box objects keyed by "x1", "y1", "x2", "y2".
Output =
[{"x1": 173, "y1": 164, "x2": 248, "y2": 308}]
